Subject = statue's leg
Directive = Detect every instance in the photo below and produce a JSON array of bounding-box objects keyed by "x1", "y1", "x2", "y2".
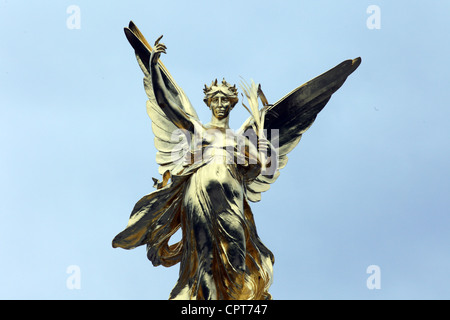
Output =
[
  {"x1": 217, "y1": 209, "x2": 247, "y2": 298},
  {"x1": 193, "y1": 211, "x2": 218, "y2": 300}
]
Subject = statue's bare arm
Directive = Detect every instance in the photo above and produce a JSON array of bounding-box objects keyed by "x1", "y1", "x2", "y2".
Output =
[{"x1": 150, "y1": 36, "x2": 194, "y2": 132}]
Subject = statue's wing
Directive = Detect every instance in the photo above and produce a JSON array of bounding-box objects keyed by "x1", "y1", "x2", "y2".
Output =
[
  {"x1": 239, "y1": 58, "x2": 361, "y2": 202},
  {"x1": 125, "y1": 21, "x2": 199, "y2": 120},
  {"x1": 124, "y1": 21, "x2": 199, "y2": 175}
]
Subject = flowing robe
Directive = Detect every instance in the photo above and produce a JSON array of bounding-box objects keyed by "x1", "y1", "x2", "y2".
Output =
[{"x1": 113, "y1": 126, "x2": 274, "y2": 300}]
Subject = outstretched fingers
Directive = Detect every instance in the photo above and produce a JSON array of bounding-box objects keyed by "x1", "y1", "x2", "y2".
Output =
[
  {"x1": 153, "y1": 35, "x2": 167, "y2": 54},
  {"x1": 154, "y1": 35, "x2": 164, "y2": 46}
]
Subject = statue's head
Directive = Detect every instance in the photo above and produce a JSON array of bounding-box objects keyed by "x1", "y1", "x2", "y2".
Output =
[{"x1": 203, "y1": 79, "x2": 238, "y2": 120}]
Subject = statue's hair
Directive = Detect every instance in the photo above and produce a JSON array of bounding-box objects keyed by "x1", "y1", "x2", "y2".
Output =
[{"x1": 203, "y1": 78, "x2": 238, "y2": 107}]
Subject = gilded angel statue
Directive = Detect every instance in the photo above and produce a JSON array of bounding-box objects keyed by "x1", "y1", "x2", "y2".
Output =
[{"x1": 112, "y1": 21, "x2": 361, "y2": 300}]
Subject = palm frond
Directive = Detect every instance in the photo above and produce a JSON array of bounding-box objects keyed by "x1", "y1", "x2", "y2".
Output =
[{"x1": 240, "y1": 79, "x2": 262, "y2": 129}]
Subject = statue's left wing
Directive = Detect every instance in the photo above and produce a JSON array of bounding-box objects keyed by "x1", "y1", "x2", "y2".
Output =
[
  {"x1": 239, "y1": 58, "x2": 361, "y2": 202},
  {"x1": 124, "y1": 21, "x2": 199, "y2": 175}
]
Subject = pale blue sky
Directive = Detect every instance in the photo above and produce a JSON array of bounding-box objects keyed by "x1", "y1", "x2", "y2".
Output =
[{"x1": 1, "y1": 0, "x2": 449, "y2": 299}]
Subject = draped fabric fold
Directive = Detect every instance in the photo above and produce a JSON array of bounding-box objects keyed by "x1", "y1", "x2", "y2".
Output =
[{"x1": 113, "y1": 155, "x2": 274, "y2": 300}]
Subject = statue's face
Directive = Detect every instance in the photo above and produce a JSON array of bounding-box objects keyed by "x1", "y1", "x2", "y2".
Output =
[{"x1": 210, "y1": 93, "x2": 232, "y2": 120}]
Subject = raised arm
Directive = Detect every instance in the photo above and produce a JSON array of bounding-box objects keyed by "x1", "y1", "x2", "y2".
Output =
[{"x1": 150, "y1": 36, "x2": 194, "y2": 132}]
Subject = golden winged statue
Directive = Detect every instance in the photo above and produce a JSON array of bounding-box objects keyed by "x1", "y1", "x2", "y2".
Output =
[{"x1": 112, "y1": 21, "x2": 361, "y2": 300}]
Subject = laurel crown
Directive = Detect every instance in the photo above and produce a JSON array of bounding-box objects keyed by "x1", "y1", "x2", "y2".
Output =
[{"x1": 203, "y1": 78, "x2": 238, "y2": 106}]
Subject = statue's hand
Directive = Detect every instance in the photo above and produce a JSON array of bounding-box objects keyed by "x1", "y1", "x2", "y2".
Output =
[
  {"x1": 258, "y1": 137, "x2": 270, "y2": 153},
  {"x1": 150, "y1": 35, "x2": 166, "y2": 65}
]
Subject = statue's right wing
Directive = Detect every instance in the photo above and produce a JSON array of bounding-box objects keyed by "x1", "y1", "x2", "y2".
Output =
[
  {"x1": 125, "y1": 21, "x2": 198, "y2": 120},
  {"x1": 124, "y1": 21, "x2": 199, "y2": 175}
]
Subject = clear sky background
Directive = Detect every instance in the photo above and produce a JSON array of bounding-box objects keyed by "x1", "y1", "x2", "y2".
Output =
[{"x1": 1, "y1": 0, "x2": 449, "y2": 299}]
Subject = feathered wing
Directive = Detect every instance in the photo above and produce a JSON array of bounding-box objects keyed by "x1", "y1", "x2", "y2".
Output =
[
  {"x1": 124, "y1": 21, "x2": 199, "y2": 175},
  {"x1": 239, "y1": 58, "x2": 362, "y2": 202}
]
